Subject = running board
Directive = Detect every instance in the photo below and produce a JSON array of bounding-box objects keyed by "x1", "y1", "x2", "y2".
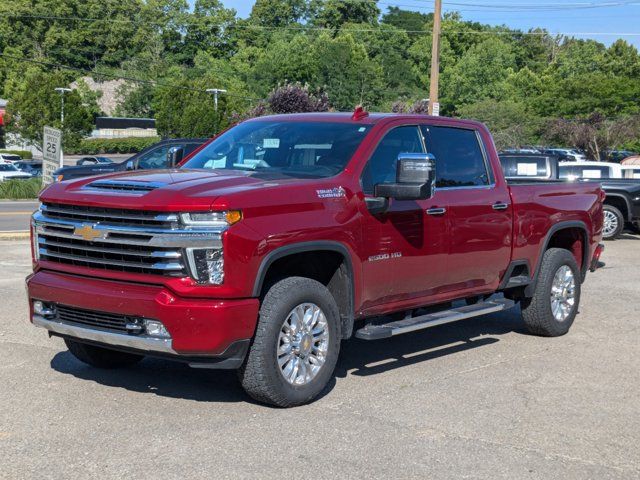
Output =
[{"x1": 355, "y1": 298, "x2": 515, "y2": 341}]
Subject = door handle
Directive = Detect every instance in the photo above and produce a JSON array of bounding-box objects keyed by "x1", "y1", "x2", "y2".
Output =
[
  {"x1": 426, "y1": 207, "x2": 447, "y2": 216},
  {"x1": 492, "y1": 202, "x2": 509, "y2": 211}
]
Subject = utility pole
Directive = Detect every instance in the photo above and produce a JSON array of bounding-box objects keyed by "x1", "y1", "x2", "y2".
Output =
[
  {"x1": 428, "y1": 0, "x2": 442, "y2": 116},
  {"x1": 54, "y1": 87, "x2": 71, "y2": 168},
  {"x1": 54, "y1": 87, "x2": 72, "y2": 127},
  {"x1": 206, "y1": 88, "x2": 227, "y2": 134}
]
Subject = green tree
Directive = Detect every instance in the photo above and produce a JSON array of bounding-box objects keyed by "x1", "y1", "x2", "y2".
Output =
[
  {"x1": 314, "y1": 0, "x2": 380, "y2": 29},
  {"x1": 152, "y1": 57, "x2": 250, "y2": 137},
  {"x1": 458, "y1": 99, "x2": 542, "y2": 149},
  {"x1": 381, "y1": 7, "x2": 431, "y2": 33},
  {"x1": 441, "y1": 37, "x2": 516, "y2": 111},
  {"x1": 5, "y1": 69, "x2": 94, "y2": 149},
  {"x1": 314, "y1": 33, "x2": 385, "y2": 109},
  {"x1": 249, "y1": 0, "x2": 309, "y2": 27}
]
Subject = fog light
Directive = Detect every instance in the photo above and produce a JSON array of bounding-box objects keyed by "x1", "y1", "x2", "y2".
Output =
[
  {"x1": 144, "y1": 319, "x2": 171, "y2": 339},
  {"x1": 33, "y1": 300, "x2": 56, "y2": 317}
]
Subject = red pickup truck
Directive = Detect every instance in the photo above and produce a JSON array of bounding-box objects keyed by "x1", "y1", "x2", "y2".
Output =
[{"x1": 27, "y1": 111, "x2": 605, "y2": 407}]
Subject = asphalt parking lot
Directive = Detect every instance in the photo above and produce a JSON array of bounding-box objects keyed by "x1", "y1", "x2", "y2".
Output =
[{"x1": 1, "y1": 238, "x2": 639, "y2": 479}]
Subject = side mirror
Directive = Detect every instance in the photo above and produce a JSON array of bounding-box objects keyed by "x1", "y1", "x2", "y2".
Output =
[
  {"x1": 125, "y1": 160, "x2": 135, "y2": 171},
  {"x1": 167, "y1": 146, "x2": 184, "y2": 168},
  {"x1": 374, "y1": 153, "x2": 436, "y2": 201}
]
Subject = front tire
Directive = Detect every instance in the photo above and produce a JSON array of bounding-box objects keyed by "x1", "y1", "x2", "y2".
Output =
[
  {"x1": 239, "y1": 277, "x2": 341, "y2": 407},
  {"x1": 602, "y1": 204, "x2": 624, "y2": 240},
  {"x1": 65, "y1": 339, "x2": 144, "y2": 368},
  {"x1": 521, "y1": 248, "x2": 581, "y2": 337}
]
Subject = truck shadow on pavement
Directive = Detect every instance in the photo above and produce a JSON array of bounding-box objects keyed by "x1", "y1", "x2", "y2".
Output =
[
  {"x1": 49, "y1": 308, "x2": 525, "y2": 404},
  {"x1": 336, "y1": 308, "x2": 525, "y2": 378}
]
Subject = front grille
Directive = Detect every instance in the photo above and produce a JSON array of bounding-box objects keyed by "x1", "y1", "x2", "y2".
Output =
[
  {"x1": 36, "y1": 203, "x2": 187, "y2": 277},
  {"x1": 41, "y1": 203, "x2": 178, "y2": 228},
  {"x1": 56, "y1": 304, "x2": 138, "y2": 333}
]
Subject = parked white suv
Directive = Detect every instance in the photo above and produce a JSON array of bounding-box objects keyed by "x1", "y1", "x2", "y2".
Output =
[{"x1": 559, "y1": 161, "x2": 623, "y2": 180}]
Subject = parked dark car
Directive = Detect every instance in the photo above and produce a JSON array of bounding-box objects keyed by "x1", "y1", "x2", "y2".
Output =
[
  {"x1": 75, "y1": 156, "x2": 113, "y2": 166},
  {"x1": 601, "y1": 150, "x2": 636, "y2": 163},
  {"x1": 499, "y1": 153, "x2": 640, "y2": 240},
  {"x1": 15, "y1": 160, "x2": 43, "y2": 177},
  {"x1": 53, "y1": 138, "x2": 208, "y2": 182}
]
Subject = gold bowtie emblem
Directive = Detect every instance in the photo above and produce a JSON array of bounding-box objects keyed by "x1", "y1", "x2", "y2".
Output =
[{"x1": 74, "y1": 224, "x2": 103, "y2": 241}]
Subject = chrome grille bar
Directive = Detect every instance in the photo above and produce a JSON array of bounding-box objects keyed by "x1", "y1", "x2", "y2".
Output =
[
  {"x1": 41, "y1": 204, "x2": 178, "y2": 224},
  {"x1": 39, "y1": 248, "x2": 184, "y2": 271},
  {"x1": 38, "y1": 237, "x2": 182, "y2": 258}
]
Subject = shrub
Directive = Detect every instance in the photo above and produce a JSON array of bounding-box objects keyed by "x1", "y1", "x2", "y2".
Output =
[
  {"x1": 0, "y1": 149, "x2": 33, "y2": 159},
  {"x1": 67, "y1": 137, "x2": 160, "y2": 155},
  {"x1": 0, "y1": 178, "x2": 43, "y2": 199}
]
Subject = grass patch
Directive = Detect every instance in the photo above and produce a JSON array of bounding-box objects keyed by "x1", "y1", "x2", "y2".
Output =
[{"x1": 0, "y1": 178, "x2": 43, "y2": 199}]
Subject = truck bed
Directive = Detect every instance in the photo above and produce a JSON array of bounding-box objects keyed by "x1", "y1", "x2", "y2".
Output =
[{"x1": 508, "y1": 181, "x2": 603, "y2": 278}]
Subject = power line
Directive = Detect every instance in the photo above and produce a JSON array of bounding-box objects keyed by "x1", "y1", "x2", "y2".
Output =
[{"x1": 3, "y1": 13, "x2": 640, "y2": 37}]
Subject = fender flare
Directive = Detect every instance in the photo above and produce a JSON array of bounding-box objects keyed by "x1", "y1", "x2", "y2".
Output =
[
  {"x1": 251, "y1": 241, "x2": 356, "y2": 338},
  {"x1": 524, "y1": 220, "x2": 589, "y2": 297},
  {"x1": 603, "y1": 193, "x2": 632, "y2": 222}
]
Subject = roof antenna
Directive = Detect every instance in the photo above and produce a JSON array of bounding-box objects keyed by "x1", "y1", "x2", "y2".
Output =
[{"x1": 352, "y1": 105, "x2": 369, "y2": 121}]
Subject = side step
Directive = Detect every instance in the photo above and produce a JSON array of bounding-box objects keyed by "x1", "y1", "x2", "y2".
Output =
[{"x1": 355, "y1": 298, "x2": 515, "y2": 341}]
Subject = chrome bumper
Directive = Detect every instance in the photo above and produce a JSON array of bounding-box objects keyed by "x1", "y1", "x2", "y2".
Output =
[{"x1": 32, "y1": 315, "x2": 175, "y2": 354}]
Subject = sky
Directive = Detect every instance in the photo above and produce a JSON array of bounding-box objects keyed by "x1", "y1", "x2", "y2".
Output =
[{"x1": 220, "y1": 0, "x2": 640, "y2": 48}]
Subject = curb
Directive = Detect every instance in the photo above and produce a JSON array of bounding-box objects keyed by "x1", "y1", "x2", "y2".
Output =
[{"x1": 0, "y1": 231, "x2": 30, "y2": 240}]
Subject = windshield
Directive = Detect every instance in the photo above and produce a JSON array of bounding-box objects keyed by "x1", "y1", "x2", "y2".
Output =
[
  {"x1": 182, "y1": 121, "x2": 372, "y2": 179},
  {"x1": 0, "y1": 164, "x2": 19, "y2": 171}
]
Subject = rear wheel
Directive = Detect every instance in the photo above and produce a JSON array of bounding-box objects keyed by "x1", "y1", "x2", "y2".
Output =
[
  {"x1": 602, "y1": 204, "x2": 624, "y2": 240},
  {"x1": 521, "y1": 248, "x2": 581, "y2": 337},
  {"x1": 239, "y1": 277, "x2": 341, "y2": 407},
  {"x1": 65, "y1": 339, "x2": 144, "y2": 368}
]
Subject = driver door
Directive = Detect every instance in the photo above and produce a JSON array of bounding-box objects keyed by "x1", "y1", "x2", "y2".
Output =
[{"x1": 359, "y1": 125, "x2": 450, "y2": 312}]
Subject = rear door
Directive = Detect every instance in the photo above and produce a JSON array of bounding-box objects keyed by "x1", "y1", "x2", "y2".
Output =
[{"x1": 422, "y1": 125, "x2": 512, "y2": 292}]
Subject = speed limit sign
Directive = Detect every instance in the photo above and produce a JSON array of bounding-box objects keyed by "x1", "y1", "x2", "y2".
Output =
[{"x1": 42, "y1": 126, "x2": 62, "y2": 185}]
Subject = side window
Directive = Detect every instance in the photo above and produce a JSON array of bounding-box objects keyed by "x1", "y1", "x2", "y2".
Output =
[
  {"x1": 424, "y1": 126, "x2": 489, "y2": 188},
  {"x1": 361, "y1": 126, "x2": 424, "y2": 195},
  {"x1": 137, "y1": 145, "x2": 176, "y2": 170}
]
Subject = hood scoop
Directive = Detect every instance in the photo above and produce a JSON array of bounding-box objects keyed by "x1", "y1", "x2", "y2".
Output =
[{"x1": 85, "y1": 179, "x2": 165, "y2": 193}]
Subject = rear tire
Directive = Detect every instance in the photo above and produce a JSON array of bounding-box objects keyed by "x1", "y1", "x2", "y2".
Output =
[
  {"x1": 602, "y1": 204, "x2": 624, "y2": 240},
  {"x1": 239, "y1": 277, "x2": 341, "y2": 407},
  {"x1": 521, "y1": 248, "x2": 581, "y2": 337},
  {"x1": 65, "y1": 339, "x2": 144, "y2": 369}
]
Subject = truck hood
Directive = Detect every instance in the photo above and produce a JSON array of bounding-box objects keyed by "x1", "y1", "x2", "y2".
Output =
[{"x1": 39, "y1": 168, "x2": 309, "y2": 211}]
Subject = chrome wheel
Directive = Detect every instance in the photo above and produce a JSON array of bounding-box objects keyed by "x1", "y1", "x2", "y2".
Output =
[
  {"x1": 603, "y1": 210, "x2": 619, "y2": 238},
  {"x1": 550, "y1": 265, "x2": 576, "y2": 322},
  {"x1": 277, "y1": 303, "x2": 330, "y2": 386}
]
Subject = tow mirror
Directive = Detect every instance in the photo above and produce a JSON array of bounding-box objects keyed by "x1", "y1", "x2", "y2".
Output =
[
  {"x1": 167, "y1": 146, "x2": 184, "y2": 168},
  {"x1": 374, "y1": 153, "x2": 436, "y2": 201}
]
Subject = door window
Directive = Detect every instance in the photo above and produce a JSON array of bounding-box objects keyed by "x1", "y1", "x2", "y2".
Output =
[
  {"x1": 423, "y1": 126, "x2": 489, "y2": 188},
  {"x1": 361, "y1": 126, "x2": 425, "y2": 195}
]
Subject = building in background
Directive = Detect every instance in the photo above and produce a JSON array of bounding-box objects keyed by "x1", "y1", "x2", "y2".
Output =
[{"x1": 91, "y1": 117, "x2": 157, "y2": 139}]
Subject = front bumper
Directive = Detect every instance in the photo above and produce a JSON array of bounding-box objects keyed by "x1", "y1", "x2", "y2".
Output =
[{"x1": 27, "y1": 270, "x2": 260, "y2": 368}]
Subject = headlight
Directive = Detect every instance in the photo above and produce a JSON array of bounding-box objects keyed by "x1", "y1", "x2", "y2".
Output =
[
  {"x1": 180, "y1": 210, "x2": 242, "y2": 227},
  {"x1": 185, "y1": 248, "x2": 224, "y2": 285},
  {"x1": 180, "y1": 210, "x2": 240, "y2": 285}
]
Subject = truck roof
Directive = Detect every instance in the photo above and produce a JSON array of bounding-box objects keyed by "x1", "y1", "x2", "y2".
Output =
[{"x1": 246, "y1": 112, "x2": 487, "y2": 129}]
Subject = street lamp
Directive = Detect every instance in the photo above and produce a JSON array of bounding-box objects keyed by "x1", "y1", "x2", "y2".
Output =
[
  {"x1": 206, "y1": 88, "x2": 227, "y2": 134},
  {"x1": 54, "y1": 87, "x2": 72, "y2": 127}
]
